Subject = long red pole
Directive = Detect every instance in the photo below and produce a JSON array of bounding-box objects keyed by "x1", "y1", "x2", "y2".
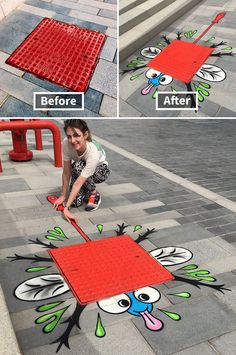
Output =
[
  {"x1": 193, "y1": 12, "x2": 226, "y2": 44},
  {"x1": 47, "y1": 195, "x2": 91, "y2": 243}
]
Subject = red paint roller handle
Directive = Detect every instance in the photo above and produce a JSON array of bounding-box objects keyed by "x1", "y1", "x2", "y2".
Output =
[
  {"x1": 212, "y1": 12, "x2": 226, "y2": 24},
  {"x1": 194, "y1": 12, "x2": 226, "y2": 43},
  {"x1": 47, "y1": 195, "x2": 91, "y2": 242}
]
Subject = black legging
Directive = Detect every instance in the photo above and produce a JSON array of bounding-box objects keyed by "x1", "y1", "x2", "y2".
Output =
[{"x1": 70, "y1": 160, "x2": 110, "y2": 207}]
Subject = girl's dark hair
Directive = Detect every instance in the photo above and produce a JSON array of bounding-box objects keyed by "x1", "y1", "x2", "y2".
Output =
[{"x1": 64, "y1": 119, "x2": 92, "y2": 141}]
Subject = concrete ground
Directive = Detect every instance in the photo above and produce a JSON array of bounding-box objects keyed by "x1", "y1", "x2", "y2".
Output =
[
  {"x1": 0, "y1": 0, "x2": 117, "y2": 117},
  {"x1": 120, "y1": 0, "x2": 236, "y2": 117},
  {"x1": 1, "y1": 119, "x2": 236, "y2": 354}
]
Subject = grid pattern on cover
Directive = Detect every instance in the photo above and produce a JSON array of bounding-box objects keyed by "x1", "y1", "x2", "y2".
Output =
[
  {"x1": 147, "y1": 40, "x2": 214, "y2": 83},
  {"x1": 6, "y1": 18, "x2": 106, "y2": 92},
  {"x1": 49, "y1": 235, "x2": 174, "y2": 304}
]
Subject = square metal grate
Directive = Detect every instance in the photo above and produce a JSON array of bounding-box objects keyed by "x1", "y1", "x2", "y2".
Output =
[
  {"x1": 6, "y1": 18, "x2": 106, "y2": 92},
  {"x1": 49, "y1": 235, "x2": 174, "y2": 304},
  {"x1": 147, "y1": 40, "x2": 214, "y2": 83}
]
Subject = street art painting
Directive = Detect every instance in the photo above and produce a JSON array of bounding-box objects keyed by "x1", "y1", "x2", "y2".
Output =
[
  {"x1": 121, "y1": 14, "x2": 234, "y2": 111},
  {"x1": 9, "y1": 223, "x2": 230, "y2": 353}
]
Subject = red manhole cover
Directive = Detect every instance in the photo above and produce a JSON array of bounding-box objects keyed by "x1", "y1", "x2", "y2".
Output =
[
  {"x1": 148, "y1": 40, "x2": 214, "y2": 83},
  {"x1": 6, "y1": 18, "x2": 106, "y2": 92},
  {"x1": 49, "y1": 235, "x2": 174, "y2": 304}
]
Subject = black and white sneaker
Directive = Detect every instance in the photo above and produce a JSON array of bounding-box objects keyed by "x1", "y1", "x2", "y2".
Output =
[{"x1": 85, "y1": 192, "x2": 101, "y2": 211}]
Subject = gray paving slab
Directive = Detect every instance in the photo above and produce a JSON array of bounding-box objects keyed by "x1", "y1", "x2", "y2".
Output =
[
  {"x1": 210, "y1": 329, "x2": 236, "y2": 355},
  {"x1": 90, "y1": 59, "x2": 117, "y2": 98},
  {"x1": 53, "y1": 12, "x2": 108, "y2": 33},
  {"x1": 173, "y1": 342, "x2": 218, "y2": 355},
  {"x1": 0, "y1": 178, "x2": 30, "y2": 193},
  {"x1": 132, "y1": 296, "x2": 236, "y2": 354},
  {"x1": 100, "y1": 36, "x2": 117, "y2": 62},
  {"x1": 0, "y1": 96, "x2": 45, "y2": 117},
  {"x1": 0, "y1": 285, "x2": 21, "y2": 355},
  {"x1": 148, "y1": 223, "x2": 215, "y2": 248},
  {"x1": 25, "y1": 0, "x2": 71, "y2": 16}
]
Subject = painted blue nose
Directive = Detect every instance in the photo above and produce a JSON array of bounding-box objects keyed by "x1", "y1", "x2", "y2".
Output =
[
  {"x1": 148, "y1": 73, "x2": 164, "y2": 86},
  {"x1": 126, "y1": 292, "x2": 153, "y2": 316}
]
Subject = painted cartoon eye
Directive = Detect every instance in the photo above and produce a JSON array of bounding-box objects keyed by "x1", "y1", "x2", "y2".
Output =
[
  {"x1": 159, "y1": 74, "x2": 173, "y2": 85},
  {"x1": 134, "y1": 287, "x2": 161, "y2": 303},
  {"x1": 141, "y1": 47, "x2": 161, "y2": 58},
  {"x1": 97, "y1": 293, "x2": 131, "y2": 314},
  {"x1": 146, "y1": 69, "x2": 161, "y2": 79}
]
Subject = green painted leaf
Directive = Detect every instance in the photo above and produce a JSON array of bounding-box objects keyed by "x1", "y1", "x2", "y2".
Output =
[{"x1": 26, "y1": 266, "x2": 50, "y2": 273}]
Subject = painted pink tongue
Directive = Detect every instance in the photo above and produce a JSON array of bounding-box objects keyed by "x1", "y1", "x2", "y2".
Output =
[
  {"x1": 141, "y1": 310, "x2": 163, "y2": 331},
  {"x1": 142, "y1": 84, "x2": 153, "y2": 95}
]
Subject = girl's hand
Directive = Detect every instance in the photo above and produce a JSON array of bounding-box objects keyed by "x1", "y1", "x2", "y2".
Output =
[
  {"x1": 63, "y1": 207, "x2": 77, "y2": 223},
  {"x1": 53, "y1": 196, "x2": 65, "y2": 209}
]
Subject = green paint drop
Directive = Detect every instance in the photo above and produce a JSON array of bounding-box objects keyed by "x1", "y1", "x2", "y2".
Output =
[
  {"x1": 46, "y1": 227, "x2": 67, "y2": 239},
  {"x1": 197, "y1": 92, "x2": 204, "y2": 102},
  {"x1": 35, "y1": 306, "x2": 69, "y2": 333},
  {"x1": 26, "y1": 266, "x2": 50, "y2": 273},
  {"x1": 152, "y1": 89, "x2": 158, "y2": 99},
  {"x1": 170, "y1": 292, "x2": 191, "y2": 298},
  {"x1": 45, "y1": 235, "x2": 61, "y2": 241},
  {"x1": 184, "y1": 30, "x2": 197, "y2": 39},
  {"x1": 199, "y1": 82, "x2": 211, "y2": 89},
  {"x1": 133, "y1": 225, "x2": 142, "y2": 232},
  {"x1": 186, "y1": 270, "x2": 210, "y2": 276},
  {"x1": 130, "y1": 72, "x2": 144, "y2": 81},
  {"x1": 223, "y1": 46, "x2": 232, "y2": 51},
  {"x1": 206, "y1": 36, "x2": 215, "y2": 42},
  {"x1": 171, "y1": 86, "x2": 178, "y2": 94},
  {"x1": 95, "y1": 313, "x2": 106, "y2": 337},
  {"x1": 97, "y1": 224, "x2": 103, "y2": 234},
  {"x1": 156, "y1": 41, "x2": 165, "y2": 48},
  {"x1": 180, "y1": 264, "x2": 198, "y2": 271},
  {"x1": 37, "y1": 302, "x2": 63, "y2": 312},
  {"x1": 159, "y1": 310, "x2": 181, "y2": 321}
]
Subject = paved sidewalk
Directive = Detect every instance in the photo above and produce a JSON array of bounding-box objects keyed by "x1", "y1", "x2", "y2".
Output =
[
  {"x1": 1, "y1": 119, "x2": 236, "y2": 354},
  {"x1": 0, "y1": 0, "x2": 117, "y2": 117},
  {"x1": 120, "y1": 0, "x2": 236, "y2": 117}
]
